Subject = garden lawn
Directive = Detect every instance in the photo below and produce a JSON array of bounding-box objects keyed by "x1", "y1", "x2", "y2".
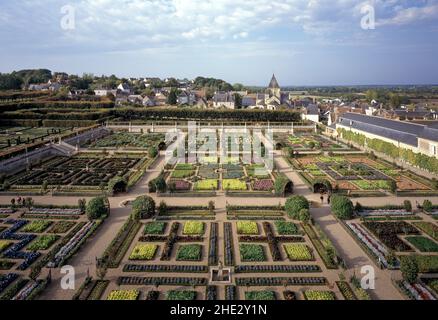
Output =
[
  {"x1": 304, "y1": 291, "x2": 336, "y2": 300},
  {"x1": 21, "y1": 220, "x2": 52, "y2": 233},
  {"x1": 400, "y1": 255, "x2": 438, "y2": 273},
  {"x1": 176, "y1": 244, "x2": 202, "y2": 261},
  {"x1": 0, "y1": 240, "x2": 11, "y2": 252},
  {"x1": 129, "y1": 244, "x2": 158, "y2": 260},
  {"x1": 171, "y1": 170, "x2": 195, "y2": 179},
  {"x1": 144, "y1": 222, "x2": 166, "y2": 235},
  {"x1": 107, "y1": 290, "x2": 139, "y2": 300},
  {"x1": 166, "y1": 291, "x2": 197, "y2": 300},
  {"x1": 284, "y1": 244, "x2": 313, "y2": 261},
  {"x1": 222, "y1": 179, "x2": 247, "y2": 191},
  {"x1": 405, "y1": 236, "x2": 438, "y2": 252},
  {"x1": 237, "y1": 221, "x2": 259, "y2": 235},
  {"x1": 245, "y1": 291, "x2": 276, "y2": 300},
  {"x1": 175, "y1": 164, "x2": 195, "y2": 170},
  {"x1": 275, "y1": 221, "x2": 300, "y2": 235},
  {"x1": 48, "y1": 221, "x2": 76, "y2": 234},
  {"x1": 195, "y1": 179, "x2": 218, "y2": 191},
  {"x1": 239, "y1": 244, "x2": 266, "y2": 262},
  {"x1": 354, "y1": 180, "x2": 391, "y2": 190},
  {"x1": 27, "y1": 235, "x2": 59, "y2": 251},
  {"x1": 413, "y1": 222, "x2": 438, "y2": 241},
  {"x1": 183, "y1": 221, "x2": 204, "y2": 235}
]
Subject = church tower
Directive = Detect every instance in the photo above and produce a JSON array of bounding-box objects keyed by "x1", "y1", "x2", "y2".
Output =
[{"x1": 268, "y1": 74, "x2": 281, "y2": 98}]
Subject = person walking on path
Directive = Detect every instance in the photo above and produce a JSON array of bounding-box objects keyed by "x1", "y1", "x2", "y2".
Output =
[{"x1": 320, "y1": 195, "x2": 324, "y2": 204}]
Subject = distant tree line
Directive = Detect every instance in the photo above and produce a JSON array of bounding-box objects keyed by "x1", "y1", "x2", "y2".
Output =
[{"x1": 0, "y1": 69, "x2": 53, "y2": 90}]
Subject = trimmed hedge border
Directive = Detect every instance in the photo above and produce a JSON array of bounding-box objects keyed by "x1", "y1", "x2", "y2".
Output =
[
  {"x1": 236, "y1": 277, "x2": 327, "y2": 286},
  {"x1": 117, "y1": 276, "x2": 208, "y2": 286},
  {"x1": 123, "y1": 264, "x2": 208, "y2": 273},
  {"x1": 208, "y1": 222, "x2": 218, "y2": 266},
  {"x1": 102, "y1": 218, "x2": 142, "y2": 268},
  {"x1": 302, "y1": 223, "x2": 338, "y2": 269},
  {"x1": 234, "y1": 265, "x2": 321, "y2": 273},
  {"x1": 225, "y1": 285, "x2": 236, "y2": 300},
  {"x1": 224, "y1": 222, "x2": 234, "y2": 266}
]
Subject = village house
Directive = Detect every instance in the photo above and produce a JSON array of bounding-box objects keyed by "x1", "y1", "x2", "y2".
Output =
[
  {"x1": 177, "y1": 91, "x2": 197, "y2": 106},
  {"x1": 128, "y1": 95, "x2": 143, "y2": 104},
  {"x1": 213, "y1": 92, "x2": 235, "y2": 109},
  {"x1": 383, "y1": 107, "x2": 437, "y2": 121},
  {"x1": 94, "y1": 89, "x2": 117, "y2": 97},
  {"x1": 301, "y1": 104, "x2": 320, "y2": 123},
  {"x1": 142, "y1": 96, "x2": 156, "y2": 107},
  {"x1": 117, "y1": 83, "x2": 133, "y2": 95},
  {"x1": 154, "y1": 92, "x2": 168, "y2": 106}
]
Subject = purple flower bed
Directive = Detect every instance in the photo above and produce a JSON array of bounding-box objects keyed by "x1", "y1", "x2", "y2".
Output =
[
  {"x1": 254, "y1": 179, "x2": 274, "y2": 191},
  {"x1": 0, "y1": 273, "x2": 18, "y2": 294},
  {"x1": 174, "y1": 180, "x2": 191, "y2": 191}
]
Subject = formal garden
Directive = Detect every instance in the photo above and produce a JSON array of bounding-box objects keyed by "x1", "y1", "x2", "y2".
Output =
[
  {"x1": 274, "y1": 133, "x2": 351, "y2": 151},
  {"x1": 158, "y1": 159, "x2": 292, "y2": 197},
  {"x1": 290, "y1": 154, "x2": 437, "y2": 196},
  {"x1": 0, "y1": 127, "x2": 73, "y2": 151},
  {"x1": 0, "y1": 198, "x2": 108, "y2": 300},
  {"x1": 342, "y1": 200, "x2": 438, "y2": 300},
  {"x1": 84, "y1": 131, "x2": 166, "y2": 150},
  {"x1": 86, "y1": 197, "x2": 368, "y2": 301},
  {"x1": 3, "y1": 152, "x2": 153, "y2": 195}
]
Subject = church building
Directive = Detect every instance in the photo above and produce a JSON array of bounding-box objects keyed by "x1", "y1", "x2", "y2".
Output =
[{"x1": 243, "y1": 74, "x2": 292, "y2": 110}]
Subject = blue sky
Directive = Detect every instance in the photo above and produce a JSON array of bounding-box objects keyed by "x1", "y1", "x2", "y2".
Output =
[{"x1": 1, "y1": 0, "x2": 438, "y2": 86}]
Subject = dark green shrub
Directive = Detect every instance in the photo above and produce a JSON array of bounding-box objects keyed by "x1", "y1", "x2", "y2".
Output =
[
  {"x1": 285, "y1": 195, "x2": 309, "y2": 219},
  {"x1": 86, "y1": 197, "x2": 108, "y2": 220},
  {"x1": 400, "y1": 255, "x2": 419, "y2": 284},
  {"x1": 331, "y1": 195, "x2": 354, "y2": 220},
  {"x1": 148, "y1": 146, "x2": 158, "y2": 158},
  {"x1": 403, "y1": 200, "x2": 412, "y2": 213},
  {"x1": 298, "y1": 208, "x2": 311, "y2": 223},
  {"x1": 423, "y1": 200, "x2": 433, "y2": 213},
  {"x1": 131, "y1": 196, "x2": 155, "y2": 220}
]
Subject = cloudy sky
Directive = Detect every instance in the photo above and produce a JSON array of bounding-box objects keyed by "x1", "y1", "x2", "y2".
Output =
[{"x1": 0, "y1": 0, "x2": 438, "y2": 85}]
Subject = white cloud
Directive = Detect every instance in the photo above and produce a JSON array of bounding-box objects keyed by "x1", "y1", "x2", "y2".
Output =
[
  {"x1": 1, "y1": 0, "x2": 437, "y2": 51},
  {"x1": 377, "y1": 3, "x2": 438, "y2": 26}
]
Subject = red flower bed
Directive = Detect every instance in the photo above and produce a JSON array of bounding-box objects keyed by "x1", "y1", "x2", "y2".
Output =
[
  {"x1": 174, "y1": 180, "x2": 191, "y2": 191},
  {"x1": 253, "y1": 179, "x2": 274, "y2": 191}
]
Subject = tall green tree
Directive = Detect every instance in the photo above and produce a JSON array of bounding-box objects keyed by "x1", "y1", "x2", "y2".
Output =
[
  {"x1": 233, "y1": 93, "x2": 242, "y2": 109},
  {"x1": 167, "y1": 89, "x2": 178, "y2": 105},
  {"x1": 331, "y1": 195, "x2": 354, "y2": 220},
  {"x1": 389, "y1": 93, "x2": 401, "y2": 108},
  {"x1": 285, "y1": 195, "x2": 309, "y2": 219},
  {"x1": 0, "y1": 73, "x2": 23, "y2": 90},
  {"x1": 86, "y1": 197, "x2": 108, "y2": 220},
  {"x1": 131, "y1": 196, "x2": 156, "y2": 220}
]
